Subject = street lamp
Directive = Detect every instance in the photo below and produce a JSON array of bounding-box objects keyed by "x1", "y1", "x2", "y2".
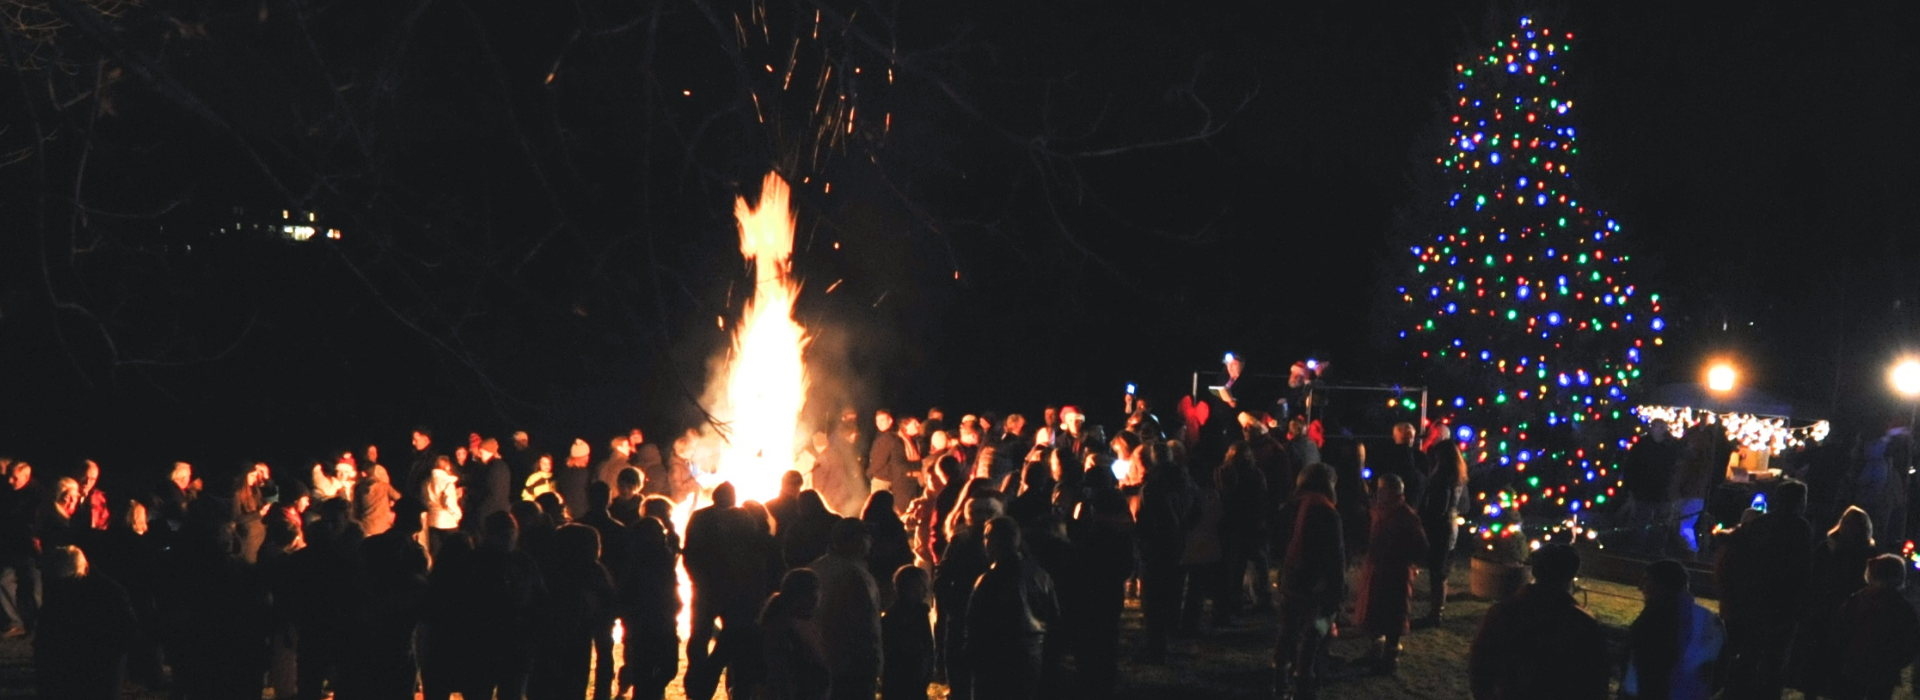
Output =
[
  {"x1": 1893, "y1": 358, "x2": 1920, "y2": 478},
  {"x1": 1891, "y1": 359, "x2": 1920, "y2": 398},
  {"x1": 1706, "y1": 362, "x2": 1738, "y2": 394}
]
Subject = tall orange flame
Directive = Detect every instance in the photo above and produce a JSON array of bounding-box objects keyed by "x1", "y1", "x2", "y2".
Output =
[{"x1": 711, "y1": 172, "x2": 812, "y2": 505}]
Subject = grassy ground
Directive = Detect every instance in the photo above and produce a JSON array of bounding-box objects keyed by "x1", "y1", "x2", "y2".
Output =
[{"x1": 0, "y1": 563, "x2": 1911, "y2": 699}]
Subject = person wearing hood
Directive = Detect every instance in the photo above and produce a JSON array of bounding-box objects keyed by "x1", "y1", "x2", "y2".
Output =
[
  {"x1": 1623, "y1": 560, "x2": 1723, "y2": 700},
  {"x1": 1355, "y1": 474, "x2": 1427, "y2": 674},
  {"x1": 1272, "y1": 463, "x2": 1345, "y2": 700}
]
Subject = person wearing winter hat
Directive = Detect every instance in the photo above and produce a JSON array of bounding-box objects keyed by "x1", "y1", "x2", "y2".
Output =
[{"x1": 557, "y1": 439, "x2": 594, "y2": 521}]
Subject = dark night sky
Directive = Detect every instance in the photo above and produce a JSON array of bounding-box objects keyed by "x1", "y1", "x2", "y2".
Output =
[{"x1": 0, "y1": 0, "x2": 1915, "y2": 482}]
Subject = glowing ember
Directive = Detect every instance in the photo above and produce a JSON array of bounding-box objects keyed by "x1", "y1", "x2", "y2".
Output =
[{"x1": 708, "y1": 172, "x2": 812, "y2": 505}]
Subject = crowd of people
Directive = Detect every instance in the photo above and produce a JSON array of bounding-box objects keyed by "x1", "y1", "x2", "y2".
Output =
[{"x1": 1, "y1": 392, "x2": 1918, "y2": 700}]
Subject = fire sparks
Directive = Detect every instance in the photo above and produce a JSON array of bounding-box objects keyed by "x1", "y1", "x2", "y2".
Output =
[{"x1": 708, "y1": 172, "x2": 812, "y2": 505}]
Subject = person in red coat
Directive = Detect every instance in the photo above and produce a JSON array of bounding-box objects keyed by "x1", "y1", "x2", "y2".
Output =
[
  {"x1": 1272, "y1": 462, "x2": 1345, "y2": 700},
  {"x1": 1355, "y1": 475, "x2": 1427, "y2": 674}
]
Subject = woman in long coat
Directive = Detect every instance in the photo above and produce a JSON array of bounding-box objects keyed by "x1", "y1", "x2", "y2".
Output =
[{"x1": 1354, "y1": 475, "x2": 1427, "y2": 673}]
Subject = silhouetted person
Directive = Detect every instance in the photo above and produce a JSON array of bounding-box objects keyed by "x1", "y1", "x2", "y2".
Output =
[
  {"x1": 1790, "y1": 505, "x2": 1876, "y2": 697},
  {"x1": 453, "y1": 511, "x2": 547, "y2": 700},
  {"x1": 685, "y1": 482, "x2": 768, "y2": 700},
  {"x1": 611, "y1": 467, "x2": 646, "y2": 525},
  {"x1": 556, "y1": 439, "x2": 595, "y2": 521},
  {"x1": 575, "y1": 481, "x2": 625, "y2": 698},
  {"x1": 507, "y1": 430, "x2": 540, "y2": 494},
  {"x1": 1468, "y1": 544, "x2": 1608, "y2": 700},
  {"x1": 288, "y1": 499, "x2": 359, "y2": 700},
  {"x1": 405, "y1": 429, "x2": 440, "y2": 500},
  {"x1": 934, "y1": 496, "x2": 999, "y2": 698},
  {"x1": 768, "y1": 470, "x2": 806, "y2": 534},
  {"x1": 420, "y1": 531, "x2": 475, "y2": 700},
  {"x1": 760, "y1": 568, "x2": 831, "y2": 700},
  {"x1": 1624, "y1": 420, "x2": 1683, "y2": 553},
  {"x1": 1136, "y1": 441, "x2": 1198, "y2": 662},
  {"x1": 871, "y1": 411, "x2": 918, "y2": 515},
  {"x1": 0, "y1": 460, "x2": 44, "y2": 636},
  {"x1": 1716, "y1": 480, "x2": 1813, "y2": 700},
  {"x1": 461, "y1": 438, "x2": 513, "y2": 534},
  {"x1": 749, "y1": 500, "x2": 794, "y2": 676},
  {"x1": 599, "y1": 435, "x2": 637, "y2": 493},
  {"x1": 1411, "y1": 429, "x2": 1457, "y2": 617},
  {"x1": 1006, "y1": 460, "x2": 1054, "y2": 527},
  {"x1": 863, "y1": 492, "x2": 913, "y2": 608},
  {"x1": 882, "y1": 565, "x2": 934, "y2": 700},
  {"x1": 1067, "y1": 470, "x2": 1136, "y2": 699},
  {"x1": 644, "y1": 496, "x2": 680, "y2": 554},
  {"x1": 1273, "y1": 462, "x2": 1345, "y2": 700},
  {"x1": 1179, "y1": 448, "x2": 1223, "y2": 632},
  {"x1": 1216, "y1": 440, "x2": 1269, "y2": 625},
  {"x1": 91, "y1": 499, "x2": 166, "y2": 688},
  {"x1": 617, "y1": 517, "x2": 681, "y2": 700},
  {"x1": 528, "y1": 525, "x2": 617, "y2": 700},
  {"x1": 1831, "y1": 554, "x2": 1920, "y2": 700},
  {"x1": 1356, "y1": 474, "x2": 1426, "y2": 674},
  {"x1": 229, "y1": 470, "x2": 268, "y2": 564},
  {"x1": 514, "y1": 500, "x2": 559, "y2": 568},
  {"x1": 810, "y1": 518, "x2": 882, "y2": 700},
  {"x1": 782, "y1": 490, "x2": 838, "y2": 571},
  {"x1": 627, "y1": 429, "x2": 665, "y2": 493},
  {"x1": 1624, "y1": 560, "x2": 1723, "y2": 700},
  {"x1": 341, "y1": 497, "x2": 430, "y2": 699},
  {"x1": 965, "y1": 516, "x2": 1059, "y2": 700},
  {"x1": 33, "y1": 545, "x2": 135, "y2": 700},
  {"x1": 157, "y1": 501, "x2": 272, "y2": 699}
]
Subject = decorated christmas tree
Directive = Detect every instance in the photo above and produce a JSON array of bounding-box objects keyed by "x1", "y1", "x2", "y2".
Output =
[{"x1": 1391, "y1": 15, "x2": 1663, "y2": 550}]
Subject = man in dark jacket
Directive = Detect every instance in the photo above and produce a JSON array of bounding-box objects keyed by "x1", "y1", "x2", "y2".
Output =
[
  {"x1": 1831, "y1": 554, "x2": 1920, "y2": 700},
  {"x1": 869, "y1": 411, "x2": 919, "y2": 515},
  {"x1": 1716, "y1": 479, "x2": 1814, "y2": 700},
  {"x1": 766, "y1": 470, "x2": 805, "y2": 535},
  {"x1": 1135, "y1": 442, "x2": 1198, "y2": 663},
  {"x1": 450, "y1": 512, "x2": 546, "y2": 700},
  {"x1": 1273, "y1": 462, "x2": 1345, "y2": 700},
  {"x1": 965, "y1": 516, "x2": 1059, "y2": 700},
  {"x1": 1468, "y1": 544, "x2": 1608, "y2": 700},
  {"x1": 341, "y1": 498, "x2": 430, "y2": 698},
  {"x1": 683, "y1": 483, "x2": 777, "y2": 700},
  {"x1": 33, "y1": 545, "x2": 136, "y2": 700},
  {"x1": 506, "y1": 430, "x2": 539, "y2": 497},
  {"x1": 1368, "y1": 423, "x2": 1428, "y2": 510},
  {"x1": 1216, "y1": 441, "x2": 1270, "y2": 624},
  {"x1": 934, "y1": 497, "x2": 998, "y2": 699},
  {"x1": 1418, "y1": 426, "x2": 1469, "y2": 625},
  {"x1": 0, "y1": 461, "x2": 44, "y2": 636},
  {"x1": 404, "y1": 428, "x2": 440, "y2": 501},
  {"x1": 459, "y1": 439, "x2": 513, "y2": 533},
  {"x1": 1623, "y1": 420, "x2": 1683, "y2": 554}
]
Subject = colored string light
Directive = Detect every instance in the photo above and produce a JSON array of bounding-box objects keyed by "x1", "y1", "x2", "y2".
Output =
[{"x1": 1404, "y1": 16, "x2": 1657, "y2": 550}]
